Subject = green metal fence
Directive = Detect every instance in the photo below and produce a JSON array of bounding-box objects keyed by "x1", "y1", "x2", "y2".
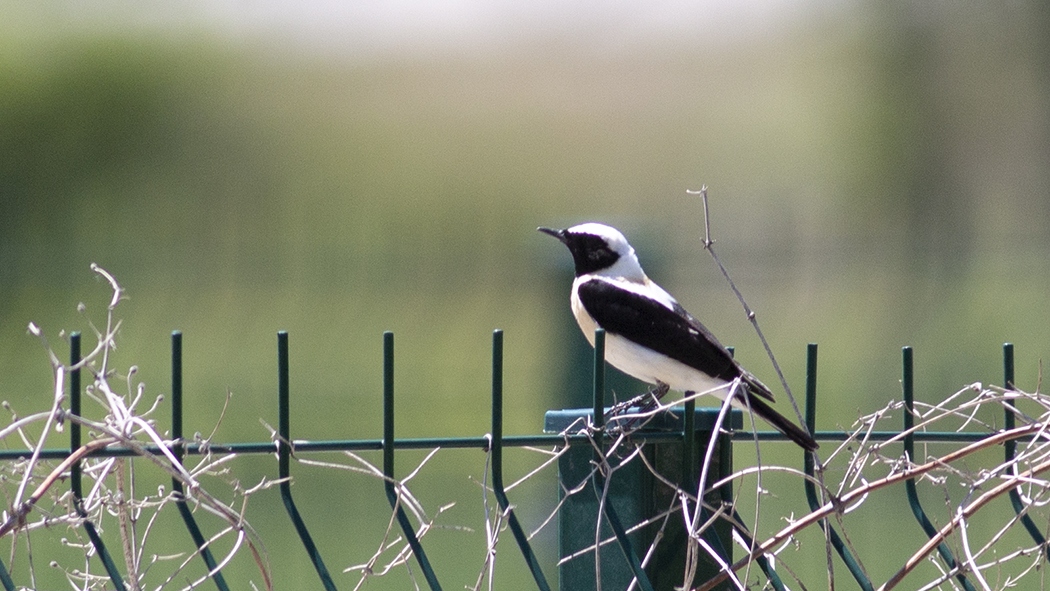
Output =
[{"x1": 0, "y1": 329, "x2": 1038, "y2": 590}]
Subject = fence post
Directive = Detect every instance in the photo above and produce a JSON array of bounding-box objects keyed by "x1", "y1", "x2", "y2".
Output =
[{"x1": 545, "y1": 406, "x2": 740, "y2": 590}]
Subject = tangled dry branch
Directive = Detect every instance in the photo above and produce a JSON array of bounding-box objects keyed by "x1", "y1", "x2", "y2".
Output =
[
  {"x1": 4, "y1": 265, "x2": 274, "y2": 591},
  {"x1": 5, "y1": 264, "x2": 1049, "y2": 591}
]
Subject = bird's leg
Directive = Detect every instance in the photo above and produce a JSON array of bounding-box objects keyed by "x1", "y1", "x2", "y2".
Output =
[
  {"x1": 606, "y1": 382, "x2": 671, "y2": 432},
  {"x1": 654, "y1": 381, "x2": 670, "y2": 399},
  {"x1": 605, "y1": 396, "x2": 635, "y2": 418},
  {"x1": 636, "y1": 381, "x2": 670, "y2": 414},
  {"x1": 606, "y1": 382, "x2": 669, "y2": 417}
]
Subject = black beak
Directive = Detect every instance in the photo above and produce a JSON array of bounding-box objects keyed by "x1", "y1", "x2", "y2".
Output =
[{"x1": 537, "y1": 226, "x2": 567, "y2": 243}]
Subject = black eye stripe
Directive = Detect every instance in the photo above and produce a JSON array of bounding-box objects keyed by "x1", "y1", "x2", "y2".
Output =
[{"x1": 568, "y1": 233, "x2": 620, "y2": 275}]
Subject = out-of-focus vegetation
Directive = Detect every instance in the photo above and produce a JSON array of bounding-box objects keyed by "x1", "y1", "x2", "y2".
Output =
[{"x1": 0, "y1": 2, "x2": 1048, "y2": 588}]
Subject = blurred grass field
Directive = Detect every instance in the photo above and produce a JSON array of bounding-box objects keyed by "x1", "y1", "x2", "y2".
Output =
[{"x1": 1, "y1": 3, "x2": 1049, "y2": 588}]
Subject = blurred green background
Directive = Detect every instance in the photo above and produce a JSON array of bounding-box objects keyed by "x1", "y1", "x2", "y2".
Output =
[{"x1": 1, "y1": 1, "x2": 1049, "y2": 589}]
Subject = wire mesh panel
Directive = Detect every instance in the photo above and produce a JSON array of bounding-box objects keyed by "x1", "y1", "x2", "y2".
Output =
[{"x1": 4, "y1": 268, "x2": 1049, "y2": 591}]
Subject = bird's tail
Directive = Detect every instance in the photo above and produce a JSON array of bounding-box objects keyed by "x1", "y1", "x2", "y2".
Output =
[{"x1": 741, "y1": 391, "x2": 819, "y2": 451}]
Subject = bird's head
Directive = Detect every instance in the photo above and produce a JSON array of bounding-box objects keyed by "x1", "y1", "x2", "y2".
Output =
[{"x1": 538, "y1": 223, "x2": 646, "y2": 280}]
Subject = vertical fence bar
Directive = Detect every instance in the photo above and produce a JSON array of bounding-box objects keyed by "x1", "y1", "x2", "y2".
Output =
[
  {"x1": 590, "y1": 329, "x2": 656, "y2": 591},
  {"x1": 681, "y1": 396, "x2": 741, "y2": 590},
  {"x1": 276, "y1": 332, "x2": 338, "y2": 591},
  {"x1": 489, "y1": 330, "x2": 551, "y2": 591},
  {"x1": 0, "y1": 550, "x2": 10, "y2": 588},
  {"x1": 725, "y1": 519, "x2": 783, "y2": 591},
  {"x1": 170, "y1": 332, "x2": 230, "y2": 591},
  {"x1": 802, "y1": 343, "x2": 873, "y2": 591},
  {"x1": 69, "y1": 333, "x2": 128, "y2": 591},
  {"x1": 682, "y1": 398, "x2": 696, "y2": 494},
  {"x1": 70, "y1": 333, "x2": 82, "y2": 500},
  {"x1": 382, "y1": 332, "x2": 443, "y2": 591},
  {"x1": 902, "y1": 347, "x2": 975, "y2": 591},
  {"x1": 1002, "y1": 344, "x2": 1049, "y2": 557},
  {"x1": 1003, "y1": 343, "x2": 1016, "y2": 451},
  {"x1": 592, "y1": 329, "x2": 605, "y2": 433},
  {"x1": 683, "y1": 396, "x2": 732, "y2": 585},
  {"x1": 803, "y1": 344, "x2": 817, "y2": 453}
]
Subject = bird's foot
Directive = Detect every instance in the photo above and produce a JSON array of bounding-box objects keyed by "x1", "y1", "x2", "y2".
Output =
[
  {"x1": 633, "y1": 382, "x2": 670, "y2": 416},
  {"x1": 605, "y1": 382, "x2": 670, "y2": 431}
]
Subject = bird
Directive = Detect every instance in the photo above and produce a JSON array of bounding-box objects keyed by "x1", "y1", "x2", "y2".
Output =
[{"x1": 538, "y1": 222, "x2": 818, "y2": 451}]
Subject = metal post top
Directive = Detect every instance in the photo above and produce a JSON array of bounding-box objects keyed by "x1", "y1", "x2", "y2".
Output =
[{"x1": 543, "y1": 406, "x2": 743, "y2": 434}]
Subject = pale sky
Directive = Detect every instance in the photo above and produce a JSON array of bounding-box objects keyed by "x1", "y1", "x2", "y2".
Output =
[{"x1": 11, "y1": 0, "x2": 851, "y2": 56}]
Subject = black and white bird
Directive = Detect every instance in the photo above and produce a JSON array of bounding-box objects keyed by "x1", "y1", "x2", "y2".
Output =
[{"x1": 539, "y1": 222, "x2": 818, "y2": 451}]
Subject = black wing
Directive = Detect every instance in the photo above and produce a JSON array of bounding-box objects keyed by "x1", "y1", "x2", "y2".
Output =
[{"x1": 577, "y1": 278, "x2": 775, "y2": 402}]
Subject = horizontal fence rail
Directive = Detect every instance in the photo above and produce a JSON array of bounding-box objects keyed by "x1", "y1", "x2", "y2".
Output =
[{"x1": 0, "y1": 330, "x2": 1037, "y2": 591}]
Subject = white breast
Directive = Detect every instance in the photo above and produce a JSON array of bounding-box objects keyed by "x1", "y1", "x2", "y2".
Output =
[
  {"x1": 569, "y1": 279, "x2": 732, "y2": 399},
  {"x1": 603, "y1": 332, "x2": 732, "y2": 398}
]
